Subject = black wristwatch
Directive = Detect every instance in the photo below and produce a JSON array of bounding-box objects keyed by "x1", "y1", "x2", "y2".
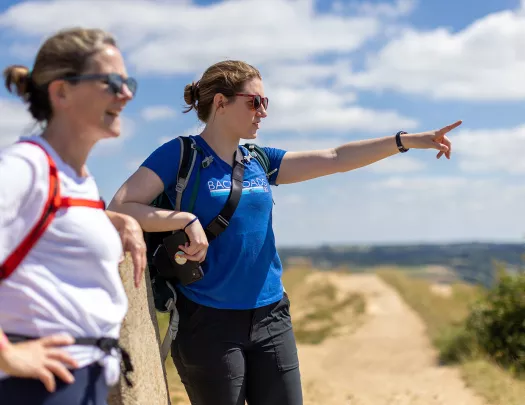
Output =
[{"x1": 395, "y1": 131, "x2": 409, "y2": 153}]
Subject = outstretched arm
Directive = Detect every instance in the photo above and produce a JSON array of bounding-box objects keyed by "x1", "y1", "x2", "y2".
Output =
[{"x1": 275, "y1": 121, "x2": 462, "y2": 185}]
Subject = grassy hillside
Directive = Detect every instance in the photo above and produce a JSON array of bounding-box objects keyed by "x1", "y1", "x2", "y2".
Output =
[
  {"x1": 279, "y1": 243, "x2": 525, "y2": 288},
  {"x1": 155, "y1": 264, "x2": 525, "y2": 404},
  {"x1": 377, "y1": 269, "x2": 525, "y2": 405}
]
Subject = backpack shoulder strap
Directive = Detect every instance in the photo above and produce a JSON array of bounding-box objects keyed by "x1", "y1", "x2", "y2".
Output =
[
  {"x1": 204, "y1": 147, "x2": 245, "y2": 241},
  {"x1": 243, "y1": 143, "x2": 278, "y2": 179},
  {"x1": 145, "y1": 136, "x2": 201, "y2": 274},
  {"x1": 0, "y1": 141, "x2": 105, "y2": 280},
  {"x1": 174, "y1": 136, "x2": 199, "y2": 212}
]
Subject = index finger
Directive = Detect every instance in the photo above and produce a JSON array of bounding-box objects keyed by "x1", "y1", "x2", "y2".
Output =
[
  {"x1": 132, "y1": 250, "x2": 145, "y2": 288},
  {"x1": 440, "y1": 120, "x2": 462, "y2": 134},
  {"x1": 41, "y1": 334, "x2": 75, "y2": 347}
]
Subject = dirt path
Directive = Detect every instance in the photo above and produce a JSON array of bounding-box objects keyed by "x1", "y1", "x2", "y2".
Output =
[{"x1": 297, "y1": 272, "x2": 487, "y2": 405}]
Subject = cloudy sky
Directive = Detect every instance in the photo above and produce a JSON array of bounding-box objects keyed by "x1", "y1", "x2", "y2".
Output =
[{"x1": 1, "y1": 0, "x2": 525, "y2": 247}]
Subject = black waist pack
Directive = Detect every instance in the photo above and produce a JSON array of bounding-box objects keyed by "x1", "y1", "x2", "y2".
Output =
[{"x1": 152, "y1": 230, "x2": 203, "y2": 286}]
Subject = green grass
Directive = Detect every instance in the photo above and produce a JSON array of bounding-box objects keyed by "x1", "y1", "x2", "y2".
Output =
[
  {"x1": 377, "y1": 269, "x2": 525, "y2": 405},
  {"x1": 284, "y1": 266, "x2": 366, "y2": 345},
  {"x1": 282, "y1": 265, "x2": 314, "y2": 294}
]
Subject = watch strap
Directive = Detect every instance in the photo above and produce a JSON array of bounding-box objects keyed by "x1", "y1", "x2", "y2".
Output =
[{"x1": 395, "y1": 131, "x2": 409, "y2": 153}]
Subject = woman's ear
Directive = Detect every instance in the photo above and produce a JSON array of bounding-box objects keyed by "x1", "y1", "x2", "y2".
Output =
[
  {"x1": 47, "y1": 80, "x2": 69, "y2": 111},
  {"x1": 213, "y1": 93, "x2": 228, "y2": 110}
]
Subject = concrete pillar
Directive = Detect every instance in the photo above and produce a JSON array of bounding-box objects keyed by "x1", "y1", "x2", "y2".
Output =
[{"x1": 108, "y1": 255, "x2": 171, "y2": 405}]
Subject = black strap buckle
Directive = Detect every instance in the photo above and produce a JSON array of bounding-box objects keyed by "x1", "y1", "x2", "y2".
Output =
[
  {"x1": 206, "y1": 215, "x2": 229, "y2": 238},
  {"x1": 215, "y1": 214, "x2": 229, "y2": 229}
]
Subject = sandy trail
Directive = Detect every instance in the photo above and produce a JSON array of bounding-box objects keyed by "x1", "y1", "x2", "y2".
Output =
[{"x1": 297, "y1": 272, "x2": 487, "y2": 405}]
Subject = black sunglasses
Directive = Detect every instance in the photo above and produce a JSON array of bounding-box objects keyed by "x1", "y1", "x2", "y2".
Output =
[
  {"x1": 235, "y1": 93, "x2": 269, "y2": 111},
  {"x1": 61, "y1": 73, "x2": 138, "y2": 96}
]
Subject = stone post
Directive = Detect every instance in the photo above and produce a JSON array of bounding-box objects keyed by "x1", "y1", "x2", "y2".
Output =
[{"x1": 108, "y1": 255, "x2": 171, "y2": 405}]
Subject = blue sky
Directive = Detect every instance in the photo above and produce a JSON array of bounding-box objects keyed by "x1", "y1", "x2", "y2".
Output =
[{"x1": 1, "y1": 0, "x2": 525, "y2": 246}]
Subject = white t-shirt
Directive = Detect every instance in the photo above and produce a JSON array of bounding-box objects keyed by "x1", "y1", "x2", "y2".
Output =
[{"x1": 0, "y1": 135, "x2": 128, "y2": 385}]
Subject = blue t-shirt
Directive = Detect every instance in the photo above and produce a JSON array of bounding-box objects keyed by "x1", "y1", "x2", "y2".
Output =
[{"x1": 142, "y1": 135, "x2": 287, "y2": 310}]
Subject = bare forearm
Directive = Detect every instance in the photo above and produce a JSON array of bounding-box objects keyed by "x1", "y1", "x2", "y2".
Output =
[
  {"x1": 0, "y1": 328, "x2": 10, "y2": 372},
  {"x1": 333, "y1": 135, "x2": 401, "y2": 173},
  {"x1": 107, "y1": 201, "x2": 193, "y2": 233}
]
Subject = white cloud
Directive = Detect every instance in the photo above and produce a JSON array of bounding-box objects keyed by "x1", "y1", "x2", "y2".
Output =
[
  {"x1": 364, "y1": 155, "x2": 426, "y2": 173},
  {"x1": 0, "y1": 0, "x2": 381, "y2": 74},
  {"x1": 338, "y1": 7, "x2": 525, "y2": 101},
  {"x1": 259, "y1": 60, "x2": 418, "y2": 134},
  {"x1": 453, "y1": 124, "x2": 525, "y2": 174},
  {"x1": 368, "y1": 175, "x2": 469, "y2": 192},
  {"x1": 263, "y1": 85, "x2": 418, "y2": 133},
  {"x1": 341, "y1": 0, "x2": 417, "y2": 19},
  {"x1": 0, "y1": 96, "x2": 134, "y2": 157},
  {"x1": 158, "y1": 124, "x2": 205, "y2": 146},
  {"x1": 0, "y1": 0, "x2": 418, "y2": 136},
  {"x1": 261, "y1": 59, "x2": 352, "y2": 88},
  {"x1": 0, "y1": 98, "x2": 38, "y2": 148},
  {"x1": 126, "y1": 157, "x2": 146, "y2": 171},
  {"x1": 254, "y1": 136, "x2": 347, "y2": 152},
  {"x1": 271, "y1": 175, "x2": 525, "y2": 245},
  {"x1": 140, "y1": 105, "x2": 176, "y2": 121}
]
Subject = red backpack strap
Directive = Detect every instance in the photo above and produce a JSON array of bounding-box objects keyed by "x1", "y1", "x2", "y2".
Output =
[
  {"x1": 0, "y1": 141, "x2": 61, "y2": 280},
  {"x1": 0, "y1": 141, "x2": 105, "y2": 280},
  {"x1": 60, "y1": 197, "x2": 105, "y2": 210}
]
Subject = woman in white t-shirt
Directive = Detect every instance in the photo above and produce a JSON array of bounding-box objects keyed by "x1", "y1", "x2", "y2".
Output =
[{"x1": 0, "y1": 27, "x2": 146, "y2": 405}]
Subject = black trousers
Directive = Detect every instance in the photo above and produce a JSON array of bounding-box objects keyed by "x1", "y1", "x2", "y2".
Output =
[{"x1": 172, "y1": 292, "x2": 303, "y2": 405}]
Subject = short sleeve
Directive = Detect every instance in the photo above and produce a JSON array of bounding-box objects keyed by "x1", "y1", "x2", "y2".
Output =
[
  {"x1": 0, "y1": 151, "x2": 39, "y2": 263},
  {"x1": 141, "y1": 138, "x2": 182, "y2": 190},
  {"x1": 261, "y1": 147, "x2": 287, "y2": 186},
  {"x1": 0, "y1": 153, "x2": 36, "y2": 224}
]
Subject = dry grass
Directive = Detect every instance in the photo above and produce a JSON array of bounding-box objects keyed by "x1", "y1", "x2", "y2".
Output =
[
  {"x1": 376, "y1": 269, "x2": 481, "y2": 341},
  {"x1": 156, "y1": 312, "x2": 188, "y2": 404},
  {"x1": 284, "y1": 266, "x2": 366, "y2": 345},
  {"x1": 377, "y1": 269, "x2": 525, "y2": 405}
]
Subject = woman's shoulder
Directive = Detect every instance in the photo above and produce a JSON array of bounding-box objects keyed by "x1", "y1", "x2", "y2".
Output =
[
  {"x1": 0, "y1": 137, "x2": 49, "y2": 178},
  {"x1": 0, "y1": 138, "x2": 51, "y2": 214}
]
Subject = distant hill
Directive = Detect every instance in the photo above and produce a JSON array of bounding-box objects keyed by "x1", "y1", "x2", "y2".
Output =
[{"x1": 277, "y1": 242, "x2": 525, "y2": 288}]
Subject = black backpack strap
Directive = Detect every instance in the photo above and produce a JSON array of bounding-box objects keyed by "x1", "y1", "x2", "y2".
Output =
[
  {"x1": 204, "y1": 147, "x2": 245, "y2": 242},
  {"x1": 243, "y1": 143, "x2": 277, "y2": 179},
  {"x1": 174, "y1": 136, "x2": 199, "y2": 211}
]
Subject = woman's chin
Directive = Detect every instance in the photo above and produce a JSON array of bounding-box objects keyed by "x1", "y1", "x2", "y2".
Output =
[
  {"x1": 243, "y1": 130, "x2": 258, "y2": 140},
  {"x1": 100, "y1": 123, "x2": 121, "y2": 139}
]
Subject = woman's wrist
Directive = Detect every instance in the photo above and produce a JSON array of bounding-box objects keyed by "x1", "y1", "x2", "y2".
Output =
[
  {"x1": 183, "y1": 216, "x2": 199, "y2": 231},
  {"x1": 0, "y1": 331, "x2": 9, "y2": 352},
  {"x1": 0, "y1": 332, "x2": 12, "y2": 372},
  {"x1": 399, "y1": 132, "x2": 416, "y2": 149}
]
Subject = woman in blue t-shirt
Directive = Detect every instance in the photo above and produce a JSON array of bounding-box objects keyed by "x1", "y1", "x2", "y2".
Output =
[{"x1": 109, "y1": 60, "x2": 461, "y2": 405}]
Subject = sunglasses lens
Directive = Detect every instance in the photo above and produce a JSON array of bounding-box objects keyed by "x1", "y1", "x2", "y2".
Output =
[
  {"x1": 262, "y1": 97, "x2": 268, "y2": 110},
  {"x1": 253, "y1": 95, "x2": 261, "y2": 110},
  {"x1": 126, "y1": 78, "x2": 137, "y2": 96},
  {"x1": 107, "y1": 74, "x2": 137, "y2": 96},
  {"x1": 106, "y1": 74, "x2": 122, "y2": 95}
]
